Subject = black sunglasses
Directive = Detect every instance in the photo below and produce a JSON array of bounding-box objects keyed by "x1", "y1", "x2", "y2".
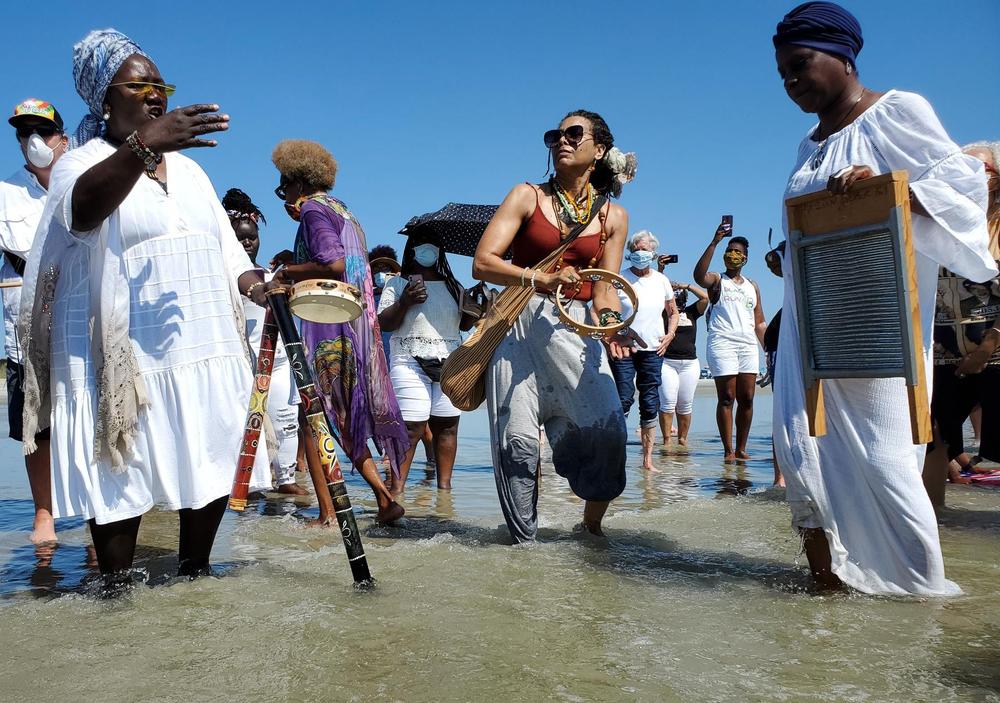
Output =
[
  {"x1": 16, "y1": 125, "x2": 60, "y2": 140},
  {"x1": 274, "y1": 177, "x2": 291, "y2": 200},
  {"x1": 543, "y1": 125, "x2": 588, "y2": 149}
]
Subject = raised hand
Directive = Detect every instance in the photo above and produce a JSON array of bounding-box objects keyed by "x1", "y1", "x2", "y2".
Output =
[{"x1": 137, "y1": 104, "x2": 229, "y2": 153}]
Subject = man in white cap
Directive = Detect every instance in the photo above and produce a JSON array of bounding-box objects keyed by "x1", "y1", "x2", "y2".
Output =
[{"x1": 1, "y1": 98, "x2": 67, "y2": 543}]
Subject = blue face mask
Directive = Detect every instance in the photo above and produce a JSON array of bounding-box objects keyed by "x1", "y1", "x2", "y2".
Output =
[
  {"x1": 413, "y1": 243, "x2": 439, "y2": 268},
  {"x1": 627, "y1": 250, "x2": 655, "y2": 269},
  {"x1": 373, "y1": 272, "x2": 390, "y2": 288}
]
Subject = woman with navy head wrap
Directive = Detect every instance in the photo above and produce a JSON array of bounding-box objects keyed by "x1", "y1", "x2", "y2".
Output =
[
  {"x1": 18, "y1": 29, "x2": 272, "y2": 594},
  {"x1": 771, "y1": 2, "x2": 997, "y2": 594}
]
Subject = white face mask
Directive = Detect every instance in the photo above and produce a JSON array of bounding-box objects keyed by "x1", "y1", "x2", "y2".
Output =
[
  {"x1": 413, "y1": 243, "x2": 439, "y2": 267},
  {"x1": 25, "y1": 132, "x2": 61, "y2": 169}
]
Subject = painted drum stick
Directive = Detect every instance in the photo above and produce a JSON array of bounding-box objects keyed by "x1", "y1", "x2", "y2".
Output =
[
  {"x1": 229, "y1": 306, "x2": 279, "y2": 511},
  {"x1": 267, "y1": 288, "x2": 373, "y2": 586}
]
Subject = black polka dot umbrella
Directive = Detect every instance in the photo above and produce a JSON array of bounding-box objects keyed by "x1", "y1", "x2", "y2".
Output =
[{"x1": 398, "y1": 202, "x2": 509, "y2": 259}]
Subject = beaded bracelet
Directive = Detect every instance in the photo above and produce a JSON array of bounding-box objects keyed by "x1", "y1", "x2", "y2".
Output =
[
  {"x1": 125, "y1": 130, "x2": 162, "y2": 178},
  {"x1": 530, "y1": 269, "x2": 539, "y2": 290},
  {"x1": 245, "y1": 281, "x2": 265, "y2": 299},
  {"x1": 599, "y1": 309, "x2": 624, "y2": 326}
]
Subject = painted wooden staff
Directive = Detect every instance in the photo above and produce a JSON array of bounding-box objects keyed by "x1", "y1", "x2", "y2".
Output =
[
  {"x1": 229, "y1": 307, "x2": 280, "y2": 511},
  {"x1": 267, "y1": 288, "x2": 372, "y2": 585}
]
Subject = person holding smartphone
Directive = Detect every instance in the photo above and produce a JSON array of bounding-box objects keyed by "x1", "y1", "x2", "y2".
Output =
[
  {"x1": 694, "y1": 218, "x2": 767, "y2": 461},
  {"x1": 377, "y1": 232, "x2": 475, "y2": 494}
]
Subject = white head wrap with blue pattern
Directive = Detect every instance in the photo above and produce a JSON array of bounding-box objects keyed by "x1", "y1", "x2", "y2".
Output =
[{"x1": 70, "y1": 28, "x2": 150, "y2": 148}]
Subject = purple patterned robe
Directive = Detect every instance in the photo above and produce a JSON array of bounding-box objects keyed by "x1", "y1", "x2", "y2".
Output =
[{"x1": 294, "y1": 195, "x2": 408, "y2": 476}]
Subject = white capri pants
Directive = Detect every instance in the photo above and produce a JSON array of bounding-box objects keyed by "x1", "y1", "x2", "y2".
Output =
[
  {"x1": 389, "y1": 355, "x2": 462, "y2": 422},
  {"x1": 659, "y1": 357, "x2": 701, "y2": 415},
  {"x1": 267, "y1": 363, "x2": 300, "y2": 486}
]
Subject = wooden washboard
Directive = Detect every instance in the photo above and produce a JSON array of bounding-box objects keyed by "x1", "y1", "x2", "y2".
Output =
[{"x1": 785, "y1": 170, "x2": 931, "y2": 444}]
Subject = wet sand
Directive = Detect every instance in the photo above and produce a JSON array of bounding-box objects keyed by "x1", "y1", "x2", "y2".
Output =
[{"x1": 0, "y1": 386, "x2": 998, "y2": 702}]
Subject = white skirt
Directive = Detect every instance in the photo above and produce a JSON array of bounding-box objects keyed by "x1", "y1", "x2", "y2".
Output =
[{"x1": 49, "y1": 355, "x2": 271, "y2": 524}]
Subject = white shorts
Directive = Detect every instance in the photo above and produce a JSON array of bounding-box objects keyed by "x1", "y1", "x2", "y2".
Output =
[
  {"x1": 706, "y1": 339, "x2": 759, "y2": 377},
  {"x1": 389, "y1": 355, "x2": 461, "y2": 422}
]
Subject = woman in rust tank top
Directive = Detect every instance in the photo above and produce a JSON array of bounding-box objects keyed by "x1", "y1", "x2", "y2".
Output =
[{"x1": 472, "y1": 109, "x2": 637, "y2": 543}]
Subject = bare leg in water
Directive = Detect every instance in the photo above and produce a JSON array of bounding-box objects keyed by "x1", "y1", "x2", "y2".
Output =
[
  {"x1": 734, "y1": 372, "x2": 756, "y2": 460},
  {"x1": 301, "y1": 421, "x2": 404, "y2": 525},
  {"x1": 659, "y1": 411, "x2": 674, "y2": 448},
  {"x1": 389, "y1": 420, "x2": 428, "y2": 496},
  {"x1": 26, "y1": 439, "x2": 56, "y2": 543},
  {"x1": 714, "y1": 375, "x2": 737, "y2": 460},
  {"x1": 801, "y1": 527, "x2": 843, "y2": 590},
  {"x1": 428, "y1": 415, "x2": 459, "y2": 490},
  {"x1": 582, "y1": 500, "x2": 610, "y2": 536},
  {"x1": 676, "y1": 412, "x2": 693, "y2": 446}
]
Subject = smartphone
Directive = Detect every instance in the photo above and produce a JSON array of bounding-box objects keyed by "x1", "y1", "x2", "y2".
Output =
[
  {"x1": 660, "y1": 254, "x2": 679, "y2": 265},
  {"x1": 721, "y1": 215, "x2": 733, "y2": 236},
  {"x1": 408, "y1": 274, "x2": 424, "y2": 286}
]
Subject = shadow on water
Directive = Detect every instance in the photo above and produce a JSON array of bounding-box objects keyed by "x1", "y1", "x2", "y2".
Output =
[
  {"x1": 368, "y1": 508, "x2": 812, "y2": 594},
  {"x1": 937, "y1": 503, "x2": 1000, "y2": 535}
]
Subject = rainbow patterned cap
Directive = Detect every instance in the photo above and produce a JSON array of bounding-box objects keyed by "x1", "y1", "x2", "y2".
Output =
[{"x1": 9, "y1": 98, "x2": 64, "y2": 130}]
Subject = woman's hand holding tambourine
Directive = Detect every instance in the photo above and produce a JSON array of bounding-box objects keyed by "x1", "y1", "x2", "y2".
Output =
[
  {"x1": 605, "y1": 328, "x2": 647, "y2": 359},
  {"x1": 541, "y1": 265, "x2": 582, "y2": 292}
]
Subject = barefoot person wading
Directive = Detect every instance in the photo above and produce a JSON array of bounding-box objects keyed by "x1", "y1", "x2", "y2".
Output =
[
  {"x1": 473, "y1": 109, "x2": 637, "y2": 542},
  {"x1": 694, "y1": 231, "x2": 766, "y2": 461}
]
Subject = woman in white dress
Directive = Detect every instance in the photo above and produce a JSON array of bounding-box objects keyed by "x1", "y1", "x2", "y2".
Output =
[
  {"x1": 19, "y1": 30, "x2": 271, "y2": 593},
  {"x1": 771, "y1": 2, "x2": 997, "y2": 594}
]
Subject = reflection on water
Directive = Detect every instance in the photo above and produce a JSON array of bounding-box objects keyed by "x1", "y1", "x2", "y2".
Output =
[{"x1": 1, "y1": 389, "x2": 999, "y2": 702}]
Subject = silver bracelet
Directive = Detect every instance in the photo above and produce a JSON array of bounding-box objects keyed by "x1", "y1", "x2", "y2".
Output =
[
  {"x1": 520, "y1": 267, "x2": 530, "y2": 287},
  {"x1": 530, "y1": 269, "x2": 539, "y2": 290}
]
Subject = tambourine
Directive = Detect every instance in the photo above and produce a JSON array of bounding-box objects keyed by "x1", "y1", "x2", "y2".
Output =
[
  {"x1": 288, "y1": 279, "x2": 364, "y2": 324},
  {"x1": 554, "y1": 269, "x2": 640, "y2": 341}
]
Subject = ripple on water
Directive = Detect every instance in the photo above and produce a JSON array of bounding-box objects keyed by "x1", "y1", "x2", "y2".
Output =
[{"x1": 0, "y1": 398, "x2": 998, "y2": 701}]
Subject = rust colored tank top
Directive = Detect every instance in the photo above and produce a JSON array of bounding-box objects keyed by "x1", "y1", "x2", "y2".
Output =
[{"x1": 510, "y1": 187, "x2": 607, "y2": 301}]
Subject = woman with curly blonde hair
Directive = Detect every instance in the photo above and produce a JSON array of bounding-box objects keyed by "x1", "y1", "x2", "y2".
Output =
[{"x1": 270, "y1": 139, "x2": 407, "y2": 523}]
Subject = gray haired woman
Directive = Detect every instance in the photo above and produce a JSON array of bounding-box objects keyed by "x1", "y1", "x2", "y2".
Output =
[{"x1": 610, "y1": 230, "x2": 678, "y2": 470}]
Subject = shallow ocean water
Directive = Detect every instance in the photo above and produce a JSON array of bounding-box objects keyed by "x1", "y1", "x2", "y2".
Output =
[{"x1": 0, "y1": 386, "x2": 998, "y2": 702}]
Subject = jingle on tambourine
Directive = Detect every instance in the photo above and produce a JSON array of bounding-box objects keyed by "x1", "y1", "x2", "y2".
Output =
[
  {"x1": 287, "y1": 279, "x2": 364, "y2": 324},
  {"x1": 553, "y1": 268, "x2": 640, "y2": 341}
]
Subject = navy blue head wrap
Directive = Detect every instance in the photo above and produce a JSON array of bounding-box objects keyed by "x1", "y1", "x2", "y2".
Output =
[{"x1": 773, "y1": 2, "x2": 863, "y2": 67}]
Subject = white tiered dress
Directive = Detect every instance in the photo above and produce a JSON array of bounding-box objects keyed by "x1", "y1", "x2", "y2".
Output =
[{"x1": 45, "y1": 139, "x2": 270, "y2": 524}]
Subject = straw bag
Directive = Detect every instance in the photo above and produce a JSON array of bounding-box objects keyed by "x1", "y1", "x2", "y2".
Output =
[{"x1": 440, "y1": 197, "x2": 606, "y2": 411}]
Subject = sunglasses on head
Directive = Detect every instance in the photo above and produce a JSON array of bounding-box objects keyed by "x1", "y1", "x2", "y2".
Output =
[
  {"x1": 108, "y1": 81, "x2": 177, "y2": 98},
  {"x1": 15, "y1": 124, "x2": 60, "y2": 139},
  {"x1": 227, "y1": 210, "x2": 260, "y2": 223},
  {"x1": 543, "y1": 125, "x2": 588, "y2": 149}
]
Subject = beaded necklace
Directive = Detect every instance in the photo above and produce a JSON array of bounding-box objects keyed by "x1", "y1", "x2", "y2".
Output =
[
  {"x1": 550, "y1": 177, "x2": 594, "y2": 226},
  {"x1": 551, "y1": 195, "x2": 609, "y2": 299}
]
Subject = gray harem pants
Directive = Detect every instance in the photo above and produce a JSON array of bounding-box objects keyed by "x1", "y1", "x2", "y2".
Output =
[{"x1": 486, "y1": 294, "x2": 627, "y2": 542}]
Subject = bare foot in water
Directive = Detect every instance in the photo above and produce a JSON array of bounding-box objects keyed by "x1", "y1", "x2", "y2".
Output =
[
  {"x1": 579, "y1": 520, "x2": 605, "y2": 537},
  {"x1": 724, "y1": 453, "x2": 737, "y2": 462},
  {"x1": 277, "y1": 483, "x2": 310, "y2": 496},
  {"x1": 30, "y1": 514, "x2": 57, "y2": 545},
  {"x1": 377, "y1": 501, "x2": 405, "y2": 524},
  {"x1": 735, "y1": 450, "x2": 750, "y2": 461}
]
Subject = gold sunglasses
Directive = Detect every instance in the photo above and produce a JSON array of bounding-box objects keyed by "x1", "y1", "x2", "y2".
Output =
[{"x1": 109, "y1": 81, "x2": 177, "y2": 98}]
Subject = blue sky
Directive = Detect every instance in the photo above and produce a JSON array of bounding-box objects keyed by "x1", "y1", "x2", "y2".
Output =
[{"x1": 1, "y1": 0, "x2": 997, "y2": 349}]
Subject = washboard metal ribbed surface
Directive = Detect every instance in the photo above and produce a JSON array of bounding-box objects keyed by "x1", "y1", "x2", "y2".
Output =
[{"x1": 785, "y1": 171, "x2": 931, "y2": 443}]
